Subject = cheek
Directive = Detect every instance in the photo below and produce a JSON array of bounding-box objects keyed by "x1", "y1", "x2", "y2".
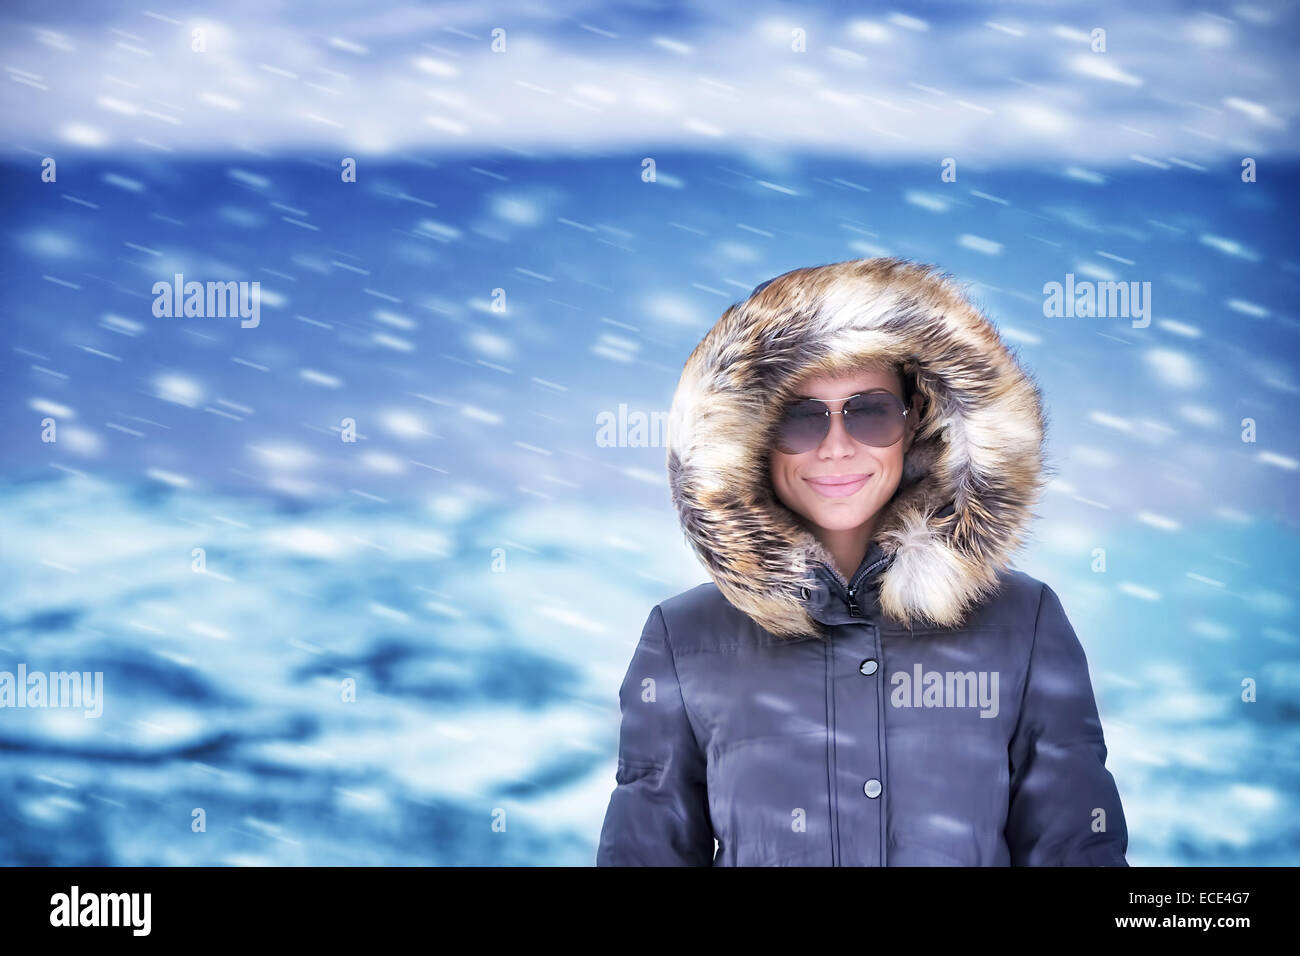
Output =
[
  {"x1": 767, "y1": 459, "x2": 783, "y2": 495},
  {"x1": 879, "y1": 448, "x2": 907, "y2": 488},
  {"x1": 769, "y1": 455, "x2": 800, "y2": 500}
]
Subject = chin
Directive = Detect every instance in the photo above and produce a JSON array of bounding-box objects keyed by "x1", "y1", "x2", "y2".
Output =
[{"x1": 803, "y1": 505, "x2": 875, "y2": 531}]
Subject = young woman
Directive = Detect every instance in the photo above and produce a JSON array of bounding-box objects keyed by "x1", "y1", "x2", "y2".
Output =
[{"x1": 596, "y1": 257, "x2": 1129, "y2": 866}]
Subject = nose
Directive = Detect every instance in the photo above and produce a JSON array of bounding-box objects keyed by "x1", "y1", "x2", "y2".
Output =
[{"x1": 817, "y1": 404, "x2": 857, "y2": 457}]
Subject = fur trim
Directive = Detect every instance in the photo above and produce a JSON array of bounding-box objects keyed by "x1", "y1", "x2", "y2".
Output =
[{"x1": 666, "y1": 257, "x2": 1048, "y2": 639}]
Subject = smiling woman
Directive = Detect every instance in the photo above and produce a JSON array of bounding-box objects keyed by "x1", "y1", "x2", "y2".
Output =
[
  {"x1": 597, "y1": 256, "x2": 1130, "y2": 867},
  {"x1": 769, "y1": 363, "x2": 923, "y2": 585}
]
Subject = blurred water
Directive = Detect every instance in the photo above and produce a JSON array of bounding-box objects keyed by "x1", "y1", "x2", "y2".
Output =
[{"x1": 2, "y1": 153, "x2": 1298, "y2": 864}]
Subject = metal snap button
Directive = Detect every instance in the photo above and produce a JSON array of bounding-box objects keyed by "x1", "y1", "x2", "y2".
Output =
[
  {"x1": 863, "y1": 778, "x2": 882, "y2": 799},
  {"x1": 859, "y1": 659, "x2": 878, "y2": 676}
]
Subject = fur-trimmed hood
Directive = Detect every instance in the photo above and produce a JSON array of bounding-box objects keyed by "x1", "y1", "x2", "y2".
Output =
[{"x1": 666, "y1": 257, "x2": 1050, "y2": 639}]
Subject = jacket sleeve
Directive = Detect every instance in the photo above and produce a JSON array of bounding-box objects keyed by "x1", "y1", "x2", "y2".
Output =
[
  {"x1": 1005, "y1": 583, "x2": 1130, "y2": 866},
  {"x1": 596, "y1": 604, "x2": 715, "y2": 866}
]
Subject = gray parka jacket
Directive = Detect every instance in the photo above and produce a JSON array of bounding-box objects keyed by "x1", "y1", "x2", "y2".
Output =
[{"x1": 596, "y1": 258, "x2": 1129, "y2": 866}]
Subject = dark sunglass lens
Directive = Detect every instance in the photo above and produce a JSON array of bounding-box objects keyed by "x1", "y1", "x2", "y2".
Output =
[
  {"x1": 845, "y1": 393, "x2": 905, "y2": 447},
  {"x1": 776, "y1": 401, "x2": 827, "y2": 454}
]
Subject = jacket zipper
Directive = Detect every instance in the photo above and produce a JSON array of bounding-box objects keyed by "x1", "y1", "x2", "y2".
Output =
[
  {"x1": 843, "y1": 555, "x2": 889, "y2": 617},
  {"x1": 824, "y1": 551, "x2": 892, "y2": 866}
]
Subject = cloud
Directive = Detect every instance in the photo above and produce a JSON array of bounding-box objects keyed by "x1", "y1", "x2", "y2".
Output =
[{"x1": 0, "y1": 1, "x2": 1296, "y2": 162}]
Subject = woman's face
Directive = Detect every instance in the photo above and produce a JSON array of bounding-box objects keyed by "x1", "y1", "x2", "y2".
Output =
[{"x1": 769, "y1": 366, "x2": 920, "y2": 534}]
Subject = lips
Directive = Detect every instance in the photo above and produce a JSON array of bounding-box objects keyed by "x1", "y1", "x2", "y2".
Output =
[{"x1": 805, "y1": 473, "x2": 872, "y2": 498}]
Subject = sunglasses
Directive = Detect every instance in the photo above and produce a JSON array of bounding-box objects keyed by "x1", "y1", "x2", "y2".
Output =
[{"x1": 774, "y1": 390, "x2": 910, "y2": 455}]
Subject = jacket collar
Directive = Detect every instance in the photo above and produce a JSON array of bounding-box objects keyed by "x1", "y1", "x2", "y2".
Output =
[
  {"x1": 803, "y1": 538, "x2": 895, "y2": 626},
  {"x1": 814, "y1": 535, "x2": 892, "y2": 598},
  {"x1": 666, "y1": 257, "x2": 1047, "y2": 640}
]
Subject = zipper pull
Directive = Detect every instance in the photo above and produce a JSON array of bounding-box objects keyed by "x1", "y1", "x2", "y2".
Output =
[{"x1": 847, "y1": 586, "x2": 861, "y2": 617}]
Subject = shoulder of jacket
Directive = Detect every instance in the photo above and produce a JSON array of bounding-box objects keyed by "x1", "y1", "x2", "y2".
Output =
[
  {"x1": 994, "y1": 566, "x2": 1049, "y2": 600},
  {"x1": 964, "y1": 566, "x2": 1053, "y2": 631},
  {"x1": 655, "y1": 581, "x2": 751, "y2": 645},
  {"x1": 658, "y1": 580, "x2": 730, "y2": 620}
]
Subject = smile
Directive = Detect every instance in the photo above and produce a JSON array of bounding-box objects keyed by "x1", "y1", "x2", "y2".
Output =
[{"x1": 804, "y1": 473, "x2": 872, "y2": 498}]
